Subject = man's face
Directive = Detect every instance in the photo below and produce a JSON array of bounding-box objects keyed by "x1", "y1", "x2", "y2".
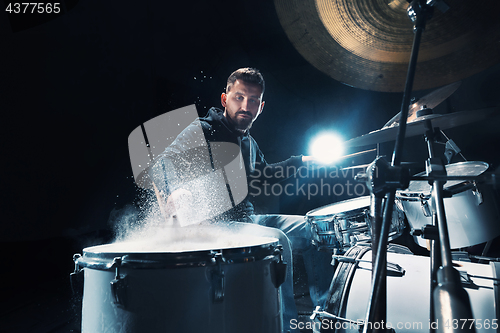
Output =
[{"x1": 221, "y1": 79, "x2": 264, "y2": 132}]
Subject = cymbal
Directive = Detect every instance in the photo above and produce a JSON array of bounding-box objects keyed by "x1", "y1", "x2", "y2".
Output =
[
  {"x1": 383, "y1": 81, "x2": 461, "y2": 128},
  {"x1": 345, "y1": 107, "x2": 499, "y2": 147},
  {"x1": 274, "y1": 0, "x2": 500, "y2": 92}
]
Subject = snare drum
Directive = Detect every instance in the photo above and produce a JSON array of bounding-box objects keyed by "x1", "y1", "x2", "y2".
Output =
[
  {"x1": 306, "y1": 196, "x2": 405, "y2": 251},
  {"x1": 396, "y1": 161, "x2": 500, "y2": 249},
  {"x1": 74, "y1": 228, "x2": 282, "y2": 333},
  {"x1": 322, "y1": 245, "x2": 498, "y2": 333}
]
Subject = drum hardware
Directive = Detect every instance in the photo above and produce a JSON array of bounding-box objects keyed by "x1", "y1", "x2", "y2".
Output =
[
  {"x1": 411, "y1": 224, "x2": 438, "y2": 241},
  {"x1": 70, "y1": 253, "x2": 84, "y2": 295},
  {"x1": 270, "y1": 245, "x2": 287, "y2": 288},
  {"x1": 110, "y1": 257, "x2": 128, "y2": 307},
  {"x1": 357, "y1": 156, "x2": 411, "y2": 333},
  {"x1": 422, "y1": 117, "x2": 478, "y2": 331},
  {"x1": 310, "y1": 305, "x2": 363, "y2": 326},
  {"x1": 457, "y1": 271, "x2": 479, "y2": 289},
  {"x1": 331, "y1": 255, "x2": 405, "y2": 277},
  {"x1": 211, "y1": 252, "x2": 225, "y2": 302},
  {"x1": 460, "y1": 271, "x2": 500, "y2": 285},
  {"x1": 321, "y1": 245, "x2": 371, "y2": 332},
  {"x1": 439, "y1": 130, "x2": 465, "y2": 164},
  {"x1": 352, "y1": 0, "x2": 483, "y2": 330},
  {"x1": 469, "y1": 255, "x2": 500, "y2": 263}
]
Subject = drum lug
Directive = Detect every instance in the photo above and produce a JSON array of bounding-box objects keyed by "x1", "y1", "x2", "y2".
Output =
[
  {"x1": 211, "y1": 252, "x2": 225, "y2": 302},
  {"x1": 70, "y1": 253, "x2": 83, "y2": 296},
  {"x1": 331, "y1": 255, "x2": 405, "y2": 277},
  {"x1": 419, "y1": 195, "x2": 432, "y2": 217},
  {"x1": 270, "y1": 245, "x2": 287, "y2": 288},
  {"x1": 110, "y1": 257, "x2": 128, "y2": 308},
  {"x1": 411, "y1": 224, "x2": 439, "y2": 240},
  {"x1": 472, "y1": 186, "x2": 484, "y2": 205}
]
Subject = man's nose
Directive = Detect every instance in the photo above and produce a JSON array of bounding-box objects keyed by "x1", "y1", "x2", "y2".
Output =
[{"x1": 241, "y1": 98, "x2": 249, "y2": 110}]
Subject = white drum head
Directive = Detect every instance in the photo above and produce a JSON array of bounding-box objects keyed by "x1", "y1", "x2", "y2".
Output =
[
  {"x1": 85, "y1": 226, "x2": 279, "y2": 254},
  {"x1": 307, "y1": 196, "x2": 371, "y2": 218},
  {"x1": 402, "y1": 161, "x2": 489, "y2": 195}
]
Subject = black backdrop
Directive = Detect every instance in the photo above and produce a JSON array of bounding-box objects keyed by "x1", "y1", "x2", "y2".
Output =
[{"x1": 1, "y1": 1, "x2": 500, "y2": 330}]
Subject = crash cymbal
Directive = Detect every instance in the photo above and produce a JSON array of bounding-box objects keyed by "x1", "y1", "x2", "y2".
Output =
[
  {"x1": 383, "y1": 81, "x2": 461, "y2": 128},
  {"x1": 345, "y1": 107, "x2": 499, "y2": 147},
  {"x1": 274, "y1": 0, "x2": 500, "y2": 92}
]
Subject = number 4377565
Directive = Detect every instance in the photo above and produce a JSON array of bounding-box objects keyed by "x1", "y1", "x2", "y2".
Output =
[{"x1": 6, "y1": 3, "x2": 61, "y2": 14}]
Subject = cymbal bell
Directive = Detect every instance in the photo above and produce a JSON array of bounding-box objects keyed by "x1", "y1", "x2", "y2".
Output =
[
  {"x1": 345, "y1": 107, "x2": 499, "y2": 147},
  {"x1": 383, "y1": 81, "x2": 461, "y2": 128},
  {"x1": 274, "y1": 0, "x2": 500, "y2": 92}
]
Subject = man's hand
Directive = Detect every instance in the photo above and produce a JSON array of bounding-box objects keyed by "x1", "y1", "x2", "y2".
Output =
[{"x1": 165, "y1": 188, "x2": 194, "y2": 219}]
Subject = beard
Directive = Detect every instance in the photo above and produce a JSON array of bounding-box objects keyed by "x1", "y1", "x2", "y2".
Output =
[{"x1": 227, "y1": 111, "x2": 253, "y2": 132}]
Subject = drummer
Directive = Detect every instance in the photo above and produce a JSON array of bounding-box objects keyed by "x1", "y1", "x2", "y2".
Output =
[{"x1": 152, "y1": 67, "x2": 334, "y2": 331}]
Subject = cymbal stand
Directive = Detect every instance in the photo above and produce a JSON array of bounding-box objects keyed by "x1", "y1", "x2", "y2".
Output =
[
  {"x1": 423, "y1": 120, "x2": 476, "y2": 332},
  {"x1": 361, "y1": 1, "x2": 447, "y2": 332}
]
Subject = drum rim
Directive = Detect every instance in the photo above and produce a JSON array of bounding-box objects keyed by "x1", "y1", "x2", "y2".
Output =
[
  {"x1": 396, "y1": 161, "x2": 489, "y2": 197},
  {"x1": 306, "y1": 196, "x2": 371, "y2": 219},
  {"x1": 77, "y1": 238, "x2": 280, "y2": 270}
]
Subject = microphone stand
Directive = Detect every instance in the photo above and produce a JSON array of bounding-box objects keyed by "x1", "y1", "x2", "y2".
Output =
[{"x1": 361, "y1": 1, "x2": 474, "y2": 332}]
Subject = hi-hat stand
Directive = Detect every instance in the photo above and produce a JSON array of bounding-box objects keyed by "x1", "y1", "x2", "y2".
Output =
[{"x1": 362, "y1": 1, "x2": 476, "y2": 332}]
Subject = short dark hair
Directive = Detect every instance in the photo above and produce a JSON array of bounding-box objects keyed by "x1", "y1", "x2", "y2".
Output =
[{"x1": 226, "y1": 67, "x2": 265, "y2": 94}]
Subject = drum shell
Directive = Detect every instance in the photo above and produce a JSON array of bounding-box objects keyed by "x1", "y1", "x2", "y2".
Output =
[
  {"x1": 398, "y1": 181, "x2": 500, "y2": 249},
  {"x1": 78, "y1": 242, "x2": 281, "y2": 333},
  {"x1": 306, "y1": 196, "x2": 404, "y2": 251},
  {"x1": 327, "y1": 247, "x2": 497, "y2": 332}
]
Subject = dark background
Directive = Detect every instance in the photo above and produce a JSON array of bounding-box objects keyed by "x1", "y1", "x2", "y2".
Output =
[{"x1": 1, "y1": 0, "x2": 499, "y2": 331}]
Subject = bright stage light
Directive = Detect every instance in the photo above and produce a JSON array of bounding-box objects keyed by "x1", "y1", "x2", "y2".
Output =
[{"x1": 309, "y1": 133, "x2": 345, "y2": 165}]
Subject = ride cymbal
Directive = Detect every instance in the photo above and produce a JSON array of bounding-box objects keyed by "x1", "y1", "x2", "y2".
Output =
[{"x1": 274, "y1": 0, "x2": 500, "y2": 92}]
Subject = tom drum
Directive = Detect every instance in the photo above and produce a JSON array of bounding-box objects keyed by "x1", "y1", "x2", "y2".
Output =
[
  {"x1": 396, "y1": 161, "x2": 500, "y2": 248},
  {"x1": 74, "y1": 228, "x2": 283, "y2": 333},
  {"x1": 306, "y1": 196, "x2": 405, "y2": 252}
]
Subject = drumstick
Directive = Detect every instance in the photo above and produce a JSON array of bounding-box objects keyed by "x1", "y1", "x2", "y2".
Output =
[{"x1": 152, "y1": 181, "x2": 170, "y2": 224}]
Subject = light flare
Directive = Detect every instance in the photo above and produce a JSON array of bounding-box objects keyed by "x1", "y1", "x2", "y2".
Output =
[{"x1": 309, "y1": 132, "x2": 345, "y2": 165}]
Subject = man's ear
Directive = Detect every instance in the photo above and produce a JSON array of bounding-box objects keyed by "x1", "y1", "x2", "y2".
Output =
[
  {"x1": 258, "y1": 101, "x2": 265, "y2": 115},
  {"x1": 221, "y1": 93, "x2": 227, "y2": 107}
]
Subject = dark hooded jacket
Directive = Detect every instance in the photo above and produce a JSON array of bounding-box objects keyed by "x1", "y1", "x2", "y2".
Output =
[{"x1": 157, "y1": 107, "x2": 304, "y2": 221}]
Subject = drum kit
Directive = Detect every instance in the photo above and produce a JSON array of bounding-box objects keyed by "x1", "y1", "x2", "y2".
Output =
[
  {"x1": 284, "y1": 0, "x2": 500, "y2": 333},
  {"x1": 70, "y1": 0, "x2": 500, "y2": 332},
  {"x1": 306, "y1": 106, "x2": 500, "y2": 332}
]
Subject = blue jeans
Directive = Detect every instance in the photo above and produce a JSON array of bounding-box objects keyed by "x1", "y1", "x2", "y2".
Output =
[{"x1": 235, "y1": 215, "x2": 334, "y2": 332}]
